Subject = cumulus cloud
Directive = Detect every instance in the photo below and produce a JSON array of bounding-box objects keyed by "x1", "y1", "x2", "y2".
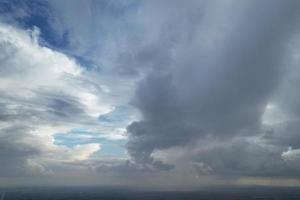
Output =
[
  {"x1": 126, "y1": 0, "x2": 300, "y2": 177},
  {"x1": 0, "y1": 22, "x2": 113, "y2": 176}
]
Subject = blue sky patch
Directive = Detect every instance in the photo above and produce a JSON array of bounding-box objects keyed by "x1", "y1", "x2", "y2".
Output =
[
  {"x1": 98, "y1": 106, "x2": 132, "y2": 124},
  {"x1": 54, "y1": 129, "x2": 127, "y2": 157},
  {"x1": 0, "y1": 0, "x2": 69, "y2": 50}
]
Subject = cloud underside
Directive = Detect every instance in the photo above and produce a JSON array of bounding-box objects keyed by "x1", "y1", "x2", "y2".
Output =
[
  {"x1": 126, "y1": 0, "x2": 300, "y2": 178},
  {"x1": 2, "y1": 0, "x2": 300, "y2": 187}
]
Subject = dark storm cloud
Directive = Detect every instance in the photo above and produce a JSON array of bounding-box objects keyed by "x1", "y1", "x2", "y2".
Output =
[{"x1": 127, "y1": 0, "x2": 300, "y2": 173}]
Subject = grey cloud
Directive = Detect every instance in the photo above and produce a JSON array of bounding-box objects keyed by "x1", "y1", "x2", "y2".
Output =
[
  {"x1": 192, "y1": 138, "x2": 298, "y2": 177},
  {"x1": 0, "y1": 125, "x2": 47, "y2": 176},
  {"x1": 263, "y1": 121, "x2": 300, "y2": 149},
  {"x1": 0, "y1": 89, "x2": 95, "y2": 126},
  {"x1": 127, "y1": 0, "x2": 300, "y2": 174},
  {"x1": 34, "y1": 90, "x2": 95, "y2": 125},
  {"x1": 262, "y1": 55, "x2": 300, "y2": 149}
]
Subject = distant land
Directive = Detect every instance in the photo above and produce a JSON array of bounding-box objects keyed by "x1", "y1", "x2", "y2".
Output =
[{"x1": 0, "y1": 186, "x2": 300, "y2": 200}]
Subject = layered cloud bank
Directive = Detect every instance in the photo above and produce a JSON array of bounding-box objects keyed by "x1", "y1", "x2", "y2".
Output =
[{"x1": 1, "y1": 0, "x2": 300, "y2": 188}]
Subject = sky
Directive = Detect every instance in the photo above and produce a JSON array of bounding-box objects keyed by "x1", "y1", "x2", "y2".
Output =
[{"x1": 1, "y1": 0, "x2": 300, "y2": 190}]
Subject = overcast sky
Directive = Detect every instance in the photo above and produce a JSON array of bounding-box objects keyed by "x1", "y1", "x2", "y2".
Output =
[{"x1": 1, "y1": 0, "x2": 300, "y2": 189}]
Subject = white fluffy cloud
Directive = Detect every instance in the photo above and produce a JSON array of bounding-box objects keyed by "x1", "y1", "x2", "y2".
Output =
[
  {"x1": 0, "y1": 22, "x2": 118, "y2": 176},
  {"x1": 282, "y1": 147, "x2": 300, "y2": 162}
]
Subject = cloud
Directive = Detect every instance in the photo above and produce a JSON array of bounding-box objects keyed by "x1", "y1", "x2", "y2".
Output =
[
  {"x1": 3, "y1": 0, "x2": 300, "y2": 187},
  {"x1": 282, "y1": 147, "x2": 300, "y2": 165},
  {"x1": 47, "y1": 0, "x2": 140, "y2": 74},
  {"x1": 0, "y1": 22, "x2": 114, "y2": 176},
  {"x1": 192, "y1": 138, "x2": 294, "y2": 177},
  {"x1": 0, "y1": 125, "x2": 43, "y2": 176},
  {"x1": 126, "y1": 0, "x2": 300, "y2": 176},
  {"x1": 64, "y1": 143, "x2": 101, "y2": 162}
]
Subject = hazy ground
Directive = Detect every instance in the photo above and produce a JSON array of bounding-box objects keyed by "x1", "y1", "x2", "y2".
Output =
[{"x1": 0, "y1": 186, "x2": 300, "y2": 200}]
